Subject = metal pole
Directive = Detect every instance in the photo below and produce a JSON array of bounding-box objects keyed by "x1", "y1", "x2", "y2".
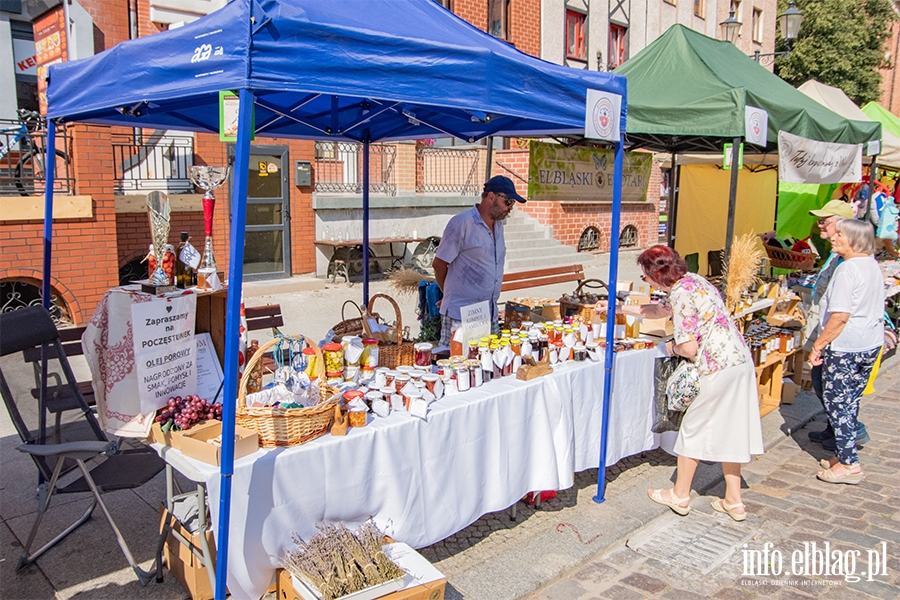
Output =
[
  {"x1": 42, "y1": 121, "x2": 56, "y2": 309},
  {"x1": 215, "y1": 88, "x2": 254, "y2": 600},
  {"x1": 864, "y1": 154, "x2": 877, "y2": 219},
  {"x1": 484, "y1": 136, "x2": 494, "y2": 182},
  {"x1": 666, "y1": 151, "x2": 677, "y2": 248},
  {"x1": 723, "y1": 137, "x2": 741, "y2": 269},
  {"x1": 754, "y1": 50, "x2": 760, "y2": 62},
  {"x1": 593, "y1": 134, "x2": 625, "y2": 504},
  {"x1": 362, "y1": 135, "x2": 370, "y2": 306}
]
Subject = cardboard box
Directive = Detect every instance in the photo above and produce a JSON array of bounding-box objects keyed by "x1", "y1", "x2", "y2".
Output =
[
  {"x1": 781, "y1": 379, "x2": 799, "y2": 405},
  {"x1": 616, "y1": 279, "x2": 633, "y2": 292},
  {"x1": 277, "y1": 543, "x2": 446, "y2": 600},
  {"x1": 148, "y1": 421, "x2": 189, "y2": 450},
  {"x1": 640, "y1": 317, "x2": 673, "y2": 338},
  {"x1": 179, "y1": 421, "x2": 259, "y2": 466},
  {"x1": 160, "y1": 504, "x2": 216, "y2": 600}
]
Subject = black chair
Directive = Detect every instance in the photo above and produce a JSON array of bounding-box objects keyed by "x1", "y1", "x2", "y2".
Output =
[
  {"x1": 707, "y1": 249, "x2": 725, "y2": 278},
  {"x1": 0, "y1": 306, "x2": 164, "y2": 583},
  {"x1": 684, "y1": 252, "x2": 700, "y2": 274}
]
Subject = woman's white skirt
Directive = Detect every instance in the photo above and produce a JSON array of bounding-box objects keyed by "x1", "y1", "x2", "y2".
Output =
[{"x1": 673, "y1": 361, "x2": 764, "y2": 463}]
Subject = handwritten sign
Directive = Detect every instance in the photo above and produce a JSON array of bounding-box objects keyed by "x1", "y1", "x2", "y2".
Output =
[
  {"x1": 131, "y1": 293, "x2": 197, "y2": 413},
  {"x1": 778, "y1": 131, "x2": 862, "y2": 184},
  {"x1": 528, "y1": 141, "x2": 652, "y2": 203},
  {"x1": 460, "y1": 301, "x2": 491, "y2": 350}
]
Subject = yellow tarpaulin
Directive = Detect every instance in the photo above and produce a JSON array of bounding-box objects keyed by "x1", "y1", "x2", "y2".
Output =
[{"x1": 675, "y1": 164, "x2": 778, "y2": 274}]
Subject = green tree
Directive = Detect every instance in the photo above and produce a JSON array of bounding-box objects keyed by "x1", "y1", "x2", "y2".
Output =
[{"x1": 774, "y1": 0, "x2": 896, "y2": 106}]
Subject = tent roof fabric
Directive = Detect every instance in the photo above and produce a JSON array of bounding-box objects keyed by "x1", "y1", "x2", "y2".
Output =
[
  {"x1": 862, "y1": 101, "x2": 900, "y2": 139},
  {"x1": 798, "y1": 80, "x2": 900, "y2": 168},
  {"x1": 614, "y1": 25, "x2": 880, "y2": 153},
  {"x1": 47, "y1": 0, "x2": 627, "y2": 143}
]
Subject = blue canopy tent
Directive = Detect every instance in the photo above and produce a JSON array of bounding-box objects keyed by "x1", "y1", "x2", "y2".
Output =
[{"x1": 44, "y1": 1, "x2": 628, "y2": 596}]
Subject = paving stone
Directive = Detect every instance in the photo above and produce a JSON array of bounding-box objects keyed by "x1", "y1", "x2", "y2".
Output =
[
  {"x1": 865, "y1": 527, "x2": 900, "y2": 544},
  {"x1": 829, "y1": 506, "x2": 865, "y2": 520},
  {"x1": 533, "y1": 578, "x2": 590, "y2": 600},
  {"x1": 792, "y1": 518, "x2": 834, "y2": 534},
  {"x1": 777, "y1": 589, "x2": 816, "y2": 600},
  {"x1": 711, "y1": 589, "x2": 749, "y2": 600},
  {"x1": 843, "y1": 579, "x2": 900, "y2": 600},
  {"x1": 572, "y1": 562, "x2": 620, "y2": 585},
  {"x1": 830, "y1": 528, "x2": 883, "y2": 550},
  {"x1": 660, "y1": 589, "x2": 707, "y2": 600},
  {"x1": 791, "y1": 507, "x2": 831, "y2": 522},
  {"x1": 620, "y1": 572, "x2": 668, "y2": 594},
  {"x1": 759, "y1": 507, "x2": 803, "y2": 524},
  {"x1": 599, "y1": 584, "x2": 646, "y2": 600}
]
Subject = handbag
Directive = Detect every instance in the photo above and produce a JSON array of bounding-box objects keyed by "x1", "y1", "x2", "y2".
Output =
[
  {"x1": 652, "y1": 356, "x2": 685, "y2": 433},
  {"x1": 664, "y1": 334, "x2": 710, "y2": 412}
]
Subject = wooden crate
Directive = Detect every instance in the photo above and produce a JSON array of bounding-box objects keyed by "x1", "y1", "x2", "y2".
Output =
[{"x1": 755, "y1": 349, "x2": 801, "y2": 417}]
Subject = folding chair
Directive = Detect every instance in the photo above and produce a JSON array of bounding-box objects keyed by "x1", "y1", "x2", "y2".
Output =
[
  {"x1": 0, "y1": 306, "x2": 165, "y2": 584},
  {"x1": 707, "y1": 249, "x2": 725, "y2": 278}
]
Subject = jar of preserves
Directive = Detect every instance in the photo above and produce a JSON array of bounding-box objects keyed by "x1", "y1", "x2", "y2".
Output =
[
  {"x1": 302, "y1": 346, "x2": 318, "y2": 380},
  {"x1": 480, "y1": 345, "x2": 493, "y2": 383},
  {"x1": 456, "y1": 364, "x2": 470, "y2": 391},
  {"x1": 323, "y1": 342, "x2": 344, "y2": 381},
  {"x1": 422, "y1": 373, "x2": 440, "y2": 395},
  {"x1": 361, "y1": 338, "x2": 380, "y2": 369},
  {"x1": 491, "y1": 344, "x2": 503, "y2": 379},
  {"x1": 574, "y1": 343, "x2": 586, "y2": 362},
  {"x1": 394, "y1": 373, "x2": 410, "y2": 393},
  {"x1": 510, "y1": 337, "x2": 521, "y2": 356},
  {"x1": 467, "y1": 339, "x2": 480, "y2": 360},
  {"x1": 414, "y1": 342, "x2": 434, "y2": 367}
]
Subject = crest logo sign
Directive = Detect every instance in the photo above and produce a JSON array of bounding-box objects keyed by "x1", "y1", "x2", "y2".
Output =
[
  {"x1": 585, "y1": 90, "x2": 622, "y2": 141},
  {"x1": 744, "y1": 106, "x2": 768, "y2": 147}
]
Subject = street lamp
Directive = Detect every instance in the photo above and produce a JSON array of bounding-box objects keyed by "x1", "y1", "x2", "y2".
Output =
[
  {"x1": 753, "y1": 0, "x2": 804, "y2": 63},
  {"x1": 719, "y1": 6, "x2": 742, "y2": 44}
]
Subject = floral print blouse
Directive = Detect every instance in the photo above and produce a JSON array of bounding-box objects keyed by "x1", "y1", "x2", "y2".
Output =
[{"x1": 661, "y1": 273, "x2": 751, "y2": 376}]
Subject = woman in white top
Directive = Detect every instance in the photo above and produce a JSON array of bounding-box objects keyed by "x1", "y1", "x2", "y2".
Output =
[{"x1": 810, "y1": 219, "x2": 884, "y2": 484}]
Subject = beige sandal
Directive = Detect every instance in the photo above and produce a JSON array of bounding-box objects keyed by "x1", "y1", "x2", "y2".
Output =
[
  {"x1": 648, "y1": 488, "x2": 691, "y2": 516},
  {"x1": 711, "y1": 498, "x2": 746, "y2": 522},
  {"x1": 817, "y1": 464, "x2": 863, "y2": 485}
]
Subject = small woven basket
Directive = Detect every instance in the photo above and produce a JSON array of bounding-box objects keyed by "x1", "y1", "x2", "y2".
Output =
[
  {"x1": 559, "y1": 279, "x2": 608, "y2": 320},
  {"x1": 367, "y1": 293, "x2": 415, "y2": 368},
  {"x1": 330, "y1": 300, "x2": 370, "y2": 338},
  {"x1": 236, "y1": 335, "x2": 340, "y2": 447},
  {"x1": 764, "y1": 246, "x2": 816, "y2": 271}
]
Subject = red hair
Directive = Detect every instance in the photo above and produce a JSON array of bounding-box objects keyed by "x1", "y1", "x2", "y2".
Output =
[{"x1": 637, "y1": 245, "x2": 687, "y2": 287}]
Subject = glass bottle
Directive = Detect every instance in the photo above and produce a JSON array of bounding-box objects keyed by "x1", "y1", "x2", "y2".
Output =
[
  {"x1": 175, "y1": 232, "x2": 194, "y2": 289},
  {"x1": 245, "y1": 340, "x2": 262, "y2": 394}
]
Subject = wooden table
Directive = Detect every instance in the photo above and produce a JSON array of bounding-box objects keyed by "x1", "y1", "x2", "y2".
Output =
[{"x1": 315, "y1": 237, "x2": 426, "y2": 281}]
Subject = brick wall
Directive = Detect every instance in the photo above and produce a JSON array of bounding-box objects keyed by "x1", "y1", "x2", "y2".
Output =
[
  {"x1": 879, "y1": 21, "x2": 900, "y2": 115},
  {"x1": 116, "y1": 210, "x2": 206, "y2": 267},
  {"x1": 452, "y1": 0, "x2": 540, "y2": 56}
]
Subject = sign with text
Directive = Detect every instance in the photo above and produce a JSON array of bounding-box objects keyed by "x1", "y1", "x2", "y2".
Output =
[
  {"x1": 195, "y1": 333, "x2": 224, "y2": 403},
  {"x1": 131, "y1": 293, "x2": 197, "y2": 414},
  {"x1": 460, "y1": 301, "x2": 491, "y2": 350},
  {"x1": 528, "y1": 141, "x2": 652, "y2": 203},
  {"x1": 778, "y1": 131, "x2": 862, "y2": 184},
  {"x1": 33, "y1": 6, "x2": 67, "y2": 115}
]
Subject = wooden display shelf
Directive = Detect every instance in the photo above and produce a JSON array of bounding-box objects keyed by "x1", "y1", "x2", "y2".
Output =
[{"x1": 755, "y1": 348, "x2": 800, "y2": 417}]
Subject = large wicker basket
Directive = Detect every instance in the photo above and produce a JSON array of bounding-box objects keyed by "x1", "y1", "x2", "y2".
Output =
[
  {"x1": 367, "y1": 293, "x2": 415, "y2": 368},
  {"x1": 330, "y1": 300, "x2": 370, "y2": 338},
  {"x1": 764, "y1": 245, "x2": 816, "y2": 271},
  {"x1": 236, "y1": 335, "x2": 340, "y2": 447},
  {"x1": 558, "y1": 279, "x2": 608, "y2": 320}
]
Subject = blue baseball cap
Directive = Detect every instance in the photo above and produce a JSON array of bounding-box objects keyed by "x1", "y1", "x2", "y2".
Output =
[{"x1": 483, "y1": 175, "x2": 527, "y2": 203}]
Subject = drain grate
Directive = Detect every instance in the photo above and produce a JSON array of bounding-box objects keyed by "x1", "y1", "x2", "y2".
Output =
[{"x1": 626, "y1": 512, "x2": 756, "y2": 575}]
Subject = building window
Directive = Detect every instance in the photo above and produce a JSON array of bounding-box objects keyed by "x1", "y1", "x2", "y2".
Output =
[
  {"x1": 578, "y1": 227, "x2": 601, "y2": 252},
  {"x1": 620, "y1": 225, "x2": 639, "y2": 248},
  {"x1": 565, "y1": 10, "x2": 587, "y2": 61},
  {"x1": 694, "y1": 0, "x2": 705, "y2": 18},
  {"x1": 608, "y1": 24, "x2": 628, "y2": 70},
  {"x1": 433, "y1": 0, "x2": 453, "y2": 9},
  {"x1": 10, "y1": 19, "x2": 38, "y2": 113},
  {"x1": 488, "y1": 0, "x2": 509, "y2": 40},
  {"x1": 752, "y1": 8, "x2": 762, "y2": 43}
]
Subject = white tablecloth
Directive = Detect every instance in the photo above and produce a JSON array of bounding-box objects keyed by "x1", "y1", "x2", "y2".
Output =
[{"x1": 169, "y1": 349, "x2": 662, "y2": 600}]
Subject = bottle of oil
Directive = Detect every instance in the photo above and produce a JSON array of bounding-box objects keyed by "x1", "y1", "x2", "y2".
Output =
[{"x1": 175, "y1": 232, "x2": 195, "y2": 288}]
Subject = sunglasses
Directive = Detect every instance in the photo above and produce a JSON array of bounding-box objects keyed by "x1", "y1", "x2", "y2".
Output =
[
  {"x1": 817, "y1": 218, "x2": 834, "y2": 227},
  {"x1": 496, "y1": 193, "x2": 516, "y2": 207}
]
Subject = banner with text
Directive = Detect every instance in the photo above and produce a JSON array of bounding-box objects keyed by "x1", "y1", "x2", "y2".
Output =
[
  {"x1": 460, "y1": 301, "x2": 491, "y2": 350},
  {"x1": 528, "y1": 141, "x2": 652, "y2": 203},
  {"x1": 778, "y1": 131, "x2": 862, "y2": 184},
  {"x1": 131, "y1": 293, "x2": 197, "y2": 414}
]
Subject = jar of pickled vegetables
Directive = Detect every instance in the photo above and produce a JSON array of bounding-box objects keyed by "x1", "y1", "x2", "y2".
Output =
[{"x1": 323, "y1": 342, "x2": 344, "y2": 380}]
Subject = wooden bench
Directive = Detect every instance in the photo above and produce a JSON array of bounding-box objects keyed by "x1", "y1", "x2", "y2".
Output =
[
  {"x1": 501, "y1": 264, "x2": 585, "y2": 293},
  {"x1": 245, "y1": 304, "x2": 284, "y2": 335}
]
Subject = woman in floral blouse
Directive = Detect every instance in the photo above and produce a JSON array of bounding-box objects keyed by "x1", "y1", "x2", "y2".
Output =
[{"x1": 597, "y1": 245, "x2": 763, "y2": 521}]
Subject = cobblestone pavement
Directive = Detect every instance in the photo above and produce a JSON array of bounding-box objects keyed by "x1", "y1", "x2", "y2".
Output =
[{"x1": 528, "y1": 367, "x2": 900, "y2": 600}]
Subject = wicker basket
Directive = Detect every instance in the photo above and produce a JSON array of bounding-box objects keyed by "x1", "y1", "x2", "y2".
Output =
[
  {"x1": 559, "y1": 279, "x2": 608, "y2": 320},
  {"x1": 330, "y1": 300, "x2": 370, "y2": 339},
  {"x1": 236, "y1": 335, "x2": 340, "y2": 447},
  {"x1": 764, "y1": 245, "x2": 816, "y2": 271},
  {"x1": 367, "y1": 293, "x2": 415, "y2": 368}
]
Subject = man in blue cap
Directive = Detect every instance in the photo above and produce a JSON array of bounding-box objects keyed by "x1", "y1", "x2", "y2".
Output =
[{"x1": 433, "y1": 175, "x2": 527, "y2": 349}]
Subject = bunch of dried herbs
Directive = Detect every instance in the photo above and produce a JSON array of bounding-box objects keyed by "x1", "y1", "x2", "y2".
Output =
[{"x1": 280, "y1": 520, "x2": 405, "y2": 600}]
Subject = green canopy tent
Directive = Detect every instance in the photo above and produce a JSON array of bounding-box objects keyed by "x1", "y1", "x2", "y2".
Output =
[
  {"x1": 614, "y1": 24, "x2": 881, "y2": 263},
  {"x1": 862, "y1": 101, "x2": 900, "y2": 140}
]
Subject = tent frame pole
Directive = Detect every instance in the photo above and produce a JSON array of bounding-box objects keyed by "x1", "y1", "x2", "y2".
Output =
[
  {"x1": 215, "y1": 88, "x2": 255, "y2": 600},
  {"x1": 593, "y1": 134, "x2": 625, "y2": 504},
  {"x1": 723, "y1": 136, "x2": 741, "y2": 268},
  {"x1": 362, "y1": 135, "x2": 370, "y2": 306},
  {"x1": 42, "y1": 121, "x2": 57, "y2": 310},
  {"x1": 666, "y1": 151, "x2": 677, "y2": 248}
]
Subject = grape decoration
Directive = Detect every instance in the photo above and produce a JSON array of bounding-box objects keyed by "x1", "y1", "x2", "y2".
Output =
[{"x1": 157, "y1": 395, "x2": 223, "y2": 432}]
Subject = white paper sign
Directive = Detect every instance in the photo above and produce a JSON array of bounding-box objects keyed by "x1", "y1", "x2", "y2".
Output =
[
  {"x1": 778, "y1": 131, "x2": 863, "y2": 184},
  {"x1": 131, "y1": 293, "x2": 197, "y2": 413},
  {"x1": 584, "y1": 89, "x2": 622, "y2": 141},
  {"x1": 460, "y1": 301, "x2": 491, "y2": 350},
  {"x1": 744, "y1": 106, "x2": 768, "y2": 147},
  {"x1": 195, "y1": 333, "x2": 223, "y2": 402}
]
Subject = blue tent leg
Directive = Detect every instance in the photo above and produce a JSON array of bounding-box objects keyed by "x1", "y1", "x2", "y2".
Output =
[
  {"x1": 42, "y1": 121, "x2": 56, "y2": 310},
  {"x1": 215, "y1": 88, "x2": 255, "y2": 600},
  {"x1": 362, "y1": 136, "x2": 370, "y2": 306},
  {"x1": 593, "y1": 135, "x2": 625, "y2": 505}
]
